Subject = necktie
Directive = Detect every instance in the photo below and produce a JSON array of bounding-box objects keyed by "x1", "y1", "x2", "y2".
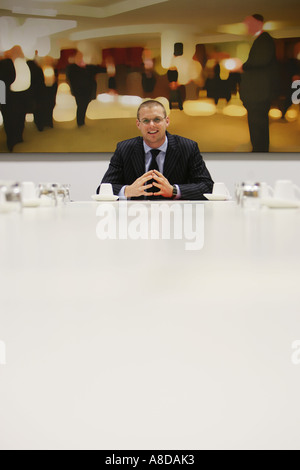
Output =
[
  {"x1": 149, "y1": 149, "x2": 160, "y2": 171},
  {"x1": 146, "y1": 149, "x2": 160, "y2": 197}
]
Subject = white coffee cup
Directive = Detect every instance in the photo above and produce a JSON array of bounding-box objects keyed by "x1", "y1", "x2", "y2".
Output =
[
  {"x1": 213, "y1": 182, "x2": 230, "y2": 197},
  {"x1": 259, "y1": 182, "x2": 274, "y2": 199},
  {"x1": 21, "y1": 181, "x2": 37, "y2": 201},
  {"x1": 274, "y1": 180, "x2": 300, "y2": 201},
  {"x1": 99, "y1": 183, "x2": 114, "y2": 196}
]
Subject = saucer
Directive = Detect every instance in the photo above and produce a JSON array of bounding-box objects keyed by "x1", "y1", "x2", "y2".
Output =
[
  {"x1": 261, "y1": 198, "x2": 300, "y2": 209},
  {"x1": 22, "y1": 198, "x2": 41, "y2": 208},
  {"x1": 204, "y1": 194, "x2": 232, "y2": 201},
  {"x1": 39, "y1": 196, "x2": 56, "y2": 206},
  {"x1": 91, "y1": 194, "x2": 119, "y2": 202},
  {"x1": 0, "y1": 202, "x2": 20, "y2": 213}
]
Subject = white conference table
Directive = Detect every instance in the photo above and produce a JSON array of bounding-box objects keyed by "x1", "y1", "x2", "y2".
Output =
[{"x1": 0, "y1": 199, "x2": 300, "y2": 450}]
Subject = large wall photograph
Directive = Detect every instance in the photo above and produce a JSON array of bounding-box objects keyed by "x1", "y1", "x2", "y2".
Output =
[{"x1": 0, "y1": 0, "x2": 300, "y2": 153}]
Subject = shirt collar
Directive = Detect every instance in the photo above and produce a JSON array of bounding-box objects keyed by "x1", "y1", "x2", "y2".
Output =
[{"x1": 143, "y1": 135, "x2": 168, "y2": 154}]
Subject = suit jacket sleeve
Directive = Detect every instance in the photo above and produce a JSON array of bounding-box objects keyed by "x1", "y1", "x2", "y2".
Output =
[
  {"x1": 174, "y1": 137, "x2": 214, "y2": 200},
  {"x1": 98, "y1": 141, "x2": 128, "y2": 195}
]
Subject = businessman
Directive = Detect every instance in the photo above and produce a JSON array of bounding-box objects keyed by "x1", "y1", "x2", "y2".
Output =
[
  {"x1": 98, "y1": 100, "x2": 214, "y2": 200},
  {"x1": 239, "y1": 14, "x2": 279, "y2": 152}
]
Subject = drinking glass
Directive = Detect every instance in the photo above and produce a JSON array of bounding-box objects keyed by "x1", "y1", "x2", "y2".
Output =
[
  {"x1": 0, "y1": 181, "x2": 22, "y2": 212},
  {"x1": 38, "y1": 183, "x2": 58, "y2": 206}
]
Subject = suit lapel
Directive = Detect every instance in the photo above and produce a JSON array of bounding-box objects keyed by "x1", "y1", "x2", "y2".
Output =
[
  {"x1": 132, "y1": 137, "x2": 146, "y2": 178},
  {"x1": 163, "y1": 133, "x2": 181, "y2": 179}
]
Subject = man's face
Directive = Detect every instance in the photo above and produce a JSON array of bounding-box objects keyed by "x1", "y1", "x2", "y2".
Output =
[
  {"x1": 136, "y1": 105, "x2": 170, "y2": 148},
  {"x1": 244, "y1": 16, "x2": 262, "y2": 36}
]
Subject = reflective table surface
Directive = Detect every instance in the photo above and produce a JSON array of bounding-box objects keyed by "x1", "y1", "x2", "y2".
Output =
[{"x1": 0, "y1": 200, "x2": 300, "y2": 450}]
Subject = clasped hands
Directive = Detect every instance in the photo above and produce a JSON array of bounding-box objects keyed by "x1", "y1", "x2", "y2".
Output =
[{"x1": 124, "y1": 170, "x2": 173, "y2": 198}]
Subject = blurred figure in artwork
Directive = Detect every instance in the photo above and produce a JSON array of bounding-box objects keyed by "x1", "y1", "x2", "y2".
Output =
[
  {"x1": 204, "y1": 63, "x2": 231, "y2": 104},
  {"x1": 66, "y1": 50, "x2": 106, "y2": 126},
  {"x1": 167, "y1": 67, "x2": 184, "y2": 110},
  {"x1": 142, "y1": 52, "x2": 157, "y2": 96},
  {"x1": 0, "y1": 45, "x2": 31, "y2": 151},
  {"x1": 239, "y1": 14, "x2": 280, "y2": 152},
  {"x1": 31, "y1": 54, "x2": 58, "y2": 130},
  {"x1": 27, "y1": 53, "x2": 49, "y2": 132}
]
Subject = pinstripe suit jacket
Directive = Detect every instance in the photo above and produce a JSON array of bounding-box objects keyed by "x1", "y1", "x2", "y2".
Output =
[{"x1": 99, "y1": 132, "x2": 214, "y2": 200}]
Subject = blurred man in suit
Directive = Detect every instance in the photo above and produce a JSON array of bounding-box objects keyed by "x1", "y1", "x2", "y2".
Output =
[
  {"x1": 98, "y1": 100, "x2": 213, "y2": 200},
  {"x1": 0, "y1": 46, "x2": 31, "y2": 152},
  {"x1": 66, "y1": 51, "x2": 106, "y2": 127},
  {"x1": 239, "y1": 14, "x2": 279, "y2": 152}
]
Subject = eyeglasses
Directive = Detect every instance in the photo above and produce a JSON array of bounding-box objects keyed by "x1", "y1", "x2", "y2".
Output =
[{"x1": 139, "y1": 117, "x2": 166, "y2": 125}]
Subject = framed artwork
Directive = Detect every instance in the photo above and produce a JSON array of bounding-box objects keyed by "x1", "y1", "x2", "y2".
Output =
[{"x1": 0, "y1": 0, "x2": 299, "y2": 153}]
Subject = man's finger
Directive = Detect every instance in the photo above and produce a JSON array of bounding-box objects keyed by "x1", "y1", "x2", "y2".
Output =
[
  {"x1": 136, "y1": 172, "x2": 153, "y2": 184},
  {"x1": 141, "y1": 170, "x2": 155, "y2": 179},
  {"x1": 152, "y1": 174, "x2": 164, "y2": 183},
  {"x1": 143, "y1": 190, "x2": 154, "y2": 196},
  {"x1": 142, "y1": 173, "x2": 155, "y2": 183}
]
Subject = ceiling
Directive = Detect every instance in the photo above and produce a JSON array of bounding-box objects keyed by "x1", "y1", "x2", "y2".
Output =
[{"x1": 0, "y1": 0, "x2": 300, "y2": 55}]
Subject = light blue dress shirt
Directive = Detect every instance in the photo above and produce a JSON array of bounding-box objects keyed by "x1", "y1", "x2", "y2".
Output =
[{"x1": 144, "y1": 137, "x2": 168, "y2": 173}]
